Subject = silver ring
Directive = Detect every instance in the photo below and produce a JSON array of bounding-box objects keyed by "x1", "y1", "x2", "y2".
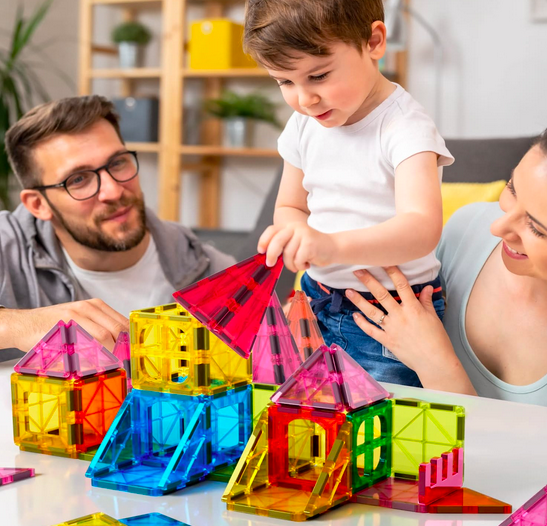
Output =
[{"x1": 377, "y1": 314, "x2": 386, "y2": 326}]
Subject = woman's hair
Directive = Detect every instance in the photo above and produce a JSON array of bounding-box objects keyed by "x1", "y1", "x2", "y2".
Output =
[
  {"x1": 244, "y1": 0, "x2": 384, "y2": 70},
  {"x1": 533, "y1": 129, "x2": 547, "y2": 154},
  {"x1": 5, "y1": 95, "x2": 123, "y2": 188}
]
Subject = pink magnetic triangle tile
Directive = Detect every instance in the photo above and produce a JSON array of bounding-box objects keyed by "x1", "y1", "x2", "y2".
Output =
[
  {"x1": 0, "y1": 467, "x2": 35, "y2": 486},
  {"x1": 14, "y1": 320, "x2": 121, "y2": 379},
  {"x1": 113, "y1": 332, "x2": 132, "y2": 391},
  {"x1": 286, "y1": 290, "x2": 325, "y2": 360},
  {"x1": 419, "y1": 448, "x2": 464, "y2": 505},
  {"x1": 500, "y1": 485, "x2": 547, "y2": 526},
  {"x1": 251, "y1": 292, "x2": 302, "y2": 385},
  {"x1": 331, "y1": 344, "x2": 390, "y2": 409},
  {"x1": 271, "y1": 344, "x2": 344, "y2": 410},
  {"x1": 428, "y1": 487, "x2": 512, "y2": 514},
  {"x1": 351, "y1": 476, "x2": 428, "y2": 513},
  {"x1": 173, "y1": 253, "x2": 284, "y2": 359}
]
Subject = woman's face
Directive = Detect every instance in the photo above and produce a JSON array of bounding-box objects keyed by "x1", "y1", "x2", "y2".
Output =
[{"x1": 491, "y1": 144, "x2": 547, "y2": 279}]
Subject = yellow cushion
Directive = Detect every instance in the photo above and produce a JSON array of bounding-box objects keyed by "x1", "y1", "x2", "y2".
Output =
[
  {"x1": 293, "y1": 180, "x2": 507, "y2": 291},
  {"x1": 441, "y1": 180, "x2": 506, "y2": 225}
]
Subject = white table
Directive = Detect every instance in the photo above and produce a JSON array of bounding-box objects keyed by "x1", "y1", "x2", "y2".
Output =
[{"x1": 1, "y1": 358, "x2": 546, "y2": 526}]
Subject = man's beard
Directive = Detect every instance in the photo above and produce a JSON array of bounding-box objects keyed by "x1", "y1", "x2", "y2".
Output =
[{"x1": 49, "y1": 195, "x2": 147, "y2": 252}]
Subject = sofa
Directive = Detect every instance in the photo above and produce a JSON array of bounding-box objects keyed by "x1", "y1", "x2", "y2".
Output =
[{"x1": 195, "y1": 136, "x2": 536, "y2": 301}]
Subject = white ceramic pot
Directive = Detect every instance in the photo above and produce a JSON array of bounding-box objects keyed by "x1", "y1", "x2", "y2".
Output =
[{"x1": 118, "y1": 42, "x2": 141, "y2": 69}]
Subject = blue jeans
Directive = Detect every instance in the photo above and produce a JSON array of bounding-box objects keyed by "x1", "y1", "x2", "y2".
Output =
[{"x1": 300, "y1": 273, "x2": 445, "y2": 388}]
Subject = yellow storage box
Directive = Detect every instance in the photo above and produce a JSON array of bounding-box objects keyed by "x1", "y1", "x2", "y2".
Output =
[{"x1": 189, "y1": 19, "x2": 257, "y2": 69}]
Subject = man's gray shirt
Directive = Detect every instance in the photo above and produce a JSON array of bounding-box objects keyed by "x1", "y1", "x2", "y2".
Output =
[{"x1": 0, "y1": 204, "x2": 235, "y2": 354}]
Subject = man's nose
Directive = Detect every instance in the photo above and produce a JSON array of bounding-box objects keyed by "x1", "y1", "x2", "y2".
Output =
[{"x1": 97, "y1": 169, "x2": 124, "y2": 201}]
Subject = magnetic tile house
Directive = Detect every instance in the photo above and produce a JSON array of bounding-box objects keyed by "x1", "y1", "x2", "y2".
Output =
[
  {"x1": 86, "y1": 254, "x2": 282, "y2": 495},
  {"x1": 223, "y1": 343, "x2": 511, "y2": 521},
  {"x1": 11, "y1": 320, "x2": 127, "y2": 459}
]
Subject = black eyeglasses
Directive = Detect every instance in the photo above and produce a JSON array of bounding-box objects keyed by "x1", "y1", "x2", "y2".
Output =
[{"x1": 32, "y1": 151, "x2": 139, "y2": 201}]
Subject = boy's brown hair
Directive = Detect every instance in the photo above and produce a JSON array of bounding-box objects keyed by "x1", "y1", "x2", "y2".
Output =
[
  {"x1": 5, "y1": 95, "x2": 123, "y2": 189},
  {"x1": 244, "y1": 0, "x2": 384, "y2": 70}
]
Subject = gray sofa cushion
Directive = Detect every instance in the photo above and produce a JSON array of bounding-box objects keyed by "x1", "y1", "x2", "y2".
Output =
[{"x1": 444, "y1": 137, "x2": 534, "y2": 183}]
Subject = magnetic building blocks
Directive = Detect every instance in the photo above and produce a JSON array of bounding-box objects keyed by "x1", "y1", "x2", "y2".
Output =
[
  {"x1": 53, "y1": 512, "x2": 189, "y2": 526},
  {"x1": 11, "y1": 320, "x2": 127, "y2": 459}
]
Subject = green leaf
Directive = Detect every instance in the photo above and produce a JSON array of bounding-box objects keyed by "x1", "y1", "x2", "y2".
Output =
[{"x1": 14, "y1": 0, "x2": 54, "y2": 61}]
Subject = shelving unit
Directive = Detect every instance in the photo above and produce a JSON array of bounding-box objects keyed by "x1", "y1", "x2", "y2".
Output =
[{"x1": 78, "y1": 0, "x2": 409, "y2": 229}]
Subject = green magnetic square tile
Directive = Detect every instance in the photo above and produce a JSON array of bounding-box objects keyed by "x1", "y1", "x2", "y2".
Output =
[
  {"x1": 348, "y1": 399, "x2": 392, "y2": 492},
  {"x1": 391, "y1": 398, "x2": 465, "y2": 479}
]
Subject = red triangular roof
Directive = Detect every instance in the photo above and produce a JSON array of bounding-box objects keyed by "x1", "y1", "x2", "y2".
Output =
[
  {"x1": 271, "y1": 344, "x2": 389, "y2": 411},
  {"x1": 173, "y1": 253, "x2": 283, "y2": 359},
  {"x1": 286, "y1": 290, "x2": 325, "y2": 361},
  {"x1": 251, "y1": 292, "x2": 302, "y2": 385},
  {"x1": 14, "y1": 320, "x2": 121, "y2": 379}
]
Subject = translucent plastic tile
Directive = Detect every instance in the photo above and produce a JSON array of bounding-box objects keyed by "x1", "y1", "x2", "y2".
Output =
[
  {"x1": 112, "y1": 332, "x2": 132, "y2": 391},
  {"x1": 173, "y1": 253, "x2": 284, "y2": 358},
  {"x1": 347, "y1": 399, "x2": 392, "y2": 493},
  {"x1": 427, "y1": 488, "x2": 512, "y2": 514},
  {"x1": 351, "y1": 476, "x2": 428, "y2": 512},
  {"x1": 251, "y1": 383, "x2": 278, "y2": 428},
  {"x1": 12, "y1": 370, "x2": 126, "y2": 458},
  {"x1": 53, "y1": 513, "x2": 123, "y2": 525},
  {"x1": 251, "y1": 292, "x2": 302, "y2": 385},
  {"x1": 14, "y1": 320, "x2": 121, "y2": 379},
  {"x1": 419, "y1": 448, "x2": 463, "y2": 505},
  {"x1": 391, "y1": 398, "x2": 465, "y2": 479},
  {"x1": 272, "y1": 344, "x2": 389, "y2": 411},
  {"x1": 286, "y1": 290, "x2": 325, "y2": 360},
  {"x1": 130, "y1": 303, "x2": 251, "y2": 396},
  {"x1": 87, "y1": 387, "x2": 251, "y2": 496},
  {"x1": 271, "y1": 345, "x2": 343, "y2": 410},
  {"x1": 500, "y1": 484, "x2": 547, "y2": 526},
  {"x1": 0, "y1": 467, "x2": 35, "y2": 485},
  {"x1": 119, "y1": 512, "x2": 189, "y2": 525},
  {"x1": 223, "y1": 408, "x2": 352, "y2": 521}
]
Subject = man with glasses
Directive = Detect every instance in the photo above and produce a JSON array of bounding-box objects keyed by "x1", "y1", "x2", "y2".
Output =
[{"x1": 0, "y1": 95, "x2": 235, "y2": 357}]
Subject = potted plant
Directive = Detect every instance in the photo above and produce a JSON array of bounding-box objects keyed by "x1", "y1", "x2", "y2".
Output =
[
  {"x1": 111, "y1": 21, "x2": 152, "y2": 69},
  {"x1": 204, "y1": 91, "x2": 281, "y2": 148},
  {"x1": 0, "y1": 0, "x2": 67, "y2": 210}
]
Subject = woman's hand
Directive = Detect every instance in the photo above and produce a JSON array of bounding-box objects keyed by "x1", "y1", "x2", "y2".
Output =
[{"x1": 346, "y1": 266, "x2": 476, "y2": 395}]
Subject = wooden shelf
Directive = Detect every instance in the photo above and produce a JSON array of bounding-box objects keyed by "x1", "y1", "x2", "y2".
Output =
[
  {"x1": 183, "y1": 68, "x2": 271, "y2": 78},
  {"x1": 91, "y1": 0, "x2": 161, "y2": 6},
  {"x1": 90, "y1": 68, "x2": 162, "y2": 78},
  {"x1": 180, "y1": 145, "x2": 280, "y2": 157},
  {"x1": 126, "y1": 142, "x2": 160, "y2": 153}
]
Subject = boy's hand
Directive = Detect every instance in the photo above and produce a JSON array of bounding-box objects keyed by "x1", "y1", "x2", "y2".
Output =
[{"x1": 258, "y1": 222, "x2": 336, "y2": 272}]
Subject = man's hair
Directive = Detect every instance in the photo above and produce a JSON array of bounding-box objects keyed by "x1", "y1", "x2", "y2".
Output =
[
  {"x1": 5, "y1": 95, "x2": 123, "y2": 188},
  {"x1": 244, "y1": 0, "x2": 384, "y2": 70},
  {"x1": 533, "y1": 129, "x2": 547, "y2": 154}
]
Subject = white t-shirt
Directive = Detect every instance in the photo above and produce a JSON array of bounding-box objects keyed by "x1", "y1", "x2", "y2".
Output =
[
  {"x1": 63, "y1": 236, "x2": 175, "y2": 317},
  {"x1": 278, "y1": 83, "x2": 454, "y2": 290}
]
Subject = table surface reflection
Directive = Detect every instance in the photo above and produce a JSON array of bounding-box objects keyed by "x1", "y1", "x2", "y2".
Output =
[{"x1": 0, "y1": 359, "x2": 545, "y2": 526}]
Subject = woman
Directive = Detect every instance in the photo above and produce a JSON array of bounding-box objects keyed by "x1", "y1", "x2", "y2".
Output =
[{"x1": 346, "y1": 132, "x2": 547, "y2": 405}]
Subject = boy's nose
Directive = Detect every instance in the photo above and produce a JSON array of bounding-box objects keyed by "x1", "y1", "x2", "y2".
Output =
[{"x1": 298, "y1": 89, "x2": 320, "y2": 109}]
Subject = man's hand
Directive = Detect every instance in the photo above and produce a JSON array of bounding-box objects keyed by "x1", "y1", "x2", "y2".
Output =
[
  {"x1": 0, "y1": 299, "x2": 129, "y2": 353},
  {"x1": 258, "y1": 222, "x2": 337, "y2": 272}
]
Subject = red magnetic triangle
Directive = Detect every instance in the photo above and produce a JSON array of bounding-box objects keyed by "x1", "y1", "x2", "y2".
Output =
[
  {"x1": 14, "y1": 320, "x2": 121, "y2": 379},
  {"x1": 251, "y1": 292, "x2": 302, "y2": 385},
  {"x1": 501, "y1": 485, "x2": 547, "y2": 526},
  {"x1": 428, "y1": 487, "x2": 512, "y2": 514},
  {"x1": 286, "y1": 290, "x2": 325, "y2": 361},
  {"x1": 271, "y1": 344, "x2": 344, "y2": 410},
  {"x1": 173, "y1": 253, "x2": 284, "y2": 358}
]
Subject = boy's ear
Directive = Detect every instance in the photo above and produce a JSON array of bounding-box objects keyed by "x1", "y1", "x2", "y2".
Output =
[
  {"x1": 20, "y1": 189, "x2": 54, "y2": 222},
  {"x1": 367, "y1": 21, "x2": 387, "y2": 59}
]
